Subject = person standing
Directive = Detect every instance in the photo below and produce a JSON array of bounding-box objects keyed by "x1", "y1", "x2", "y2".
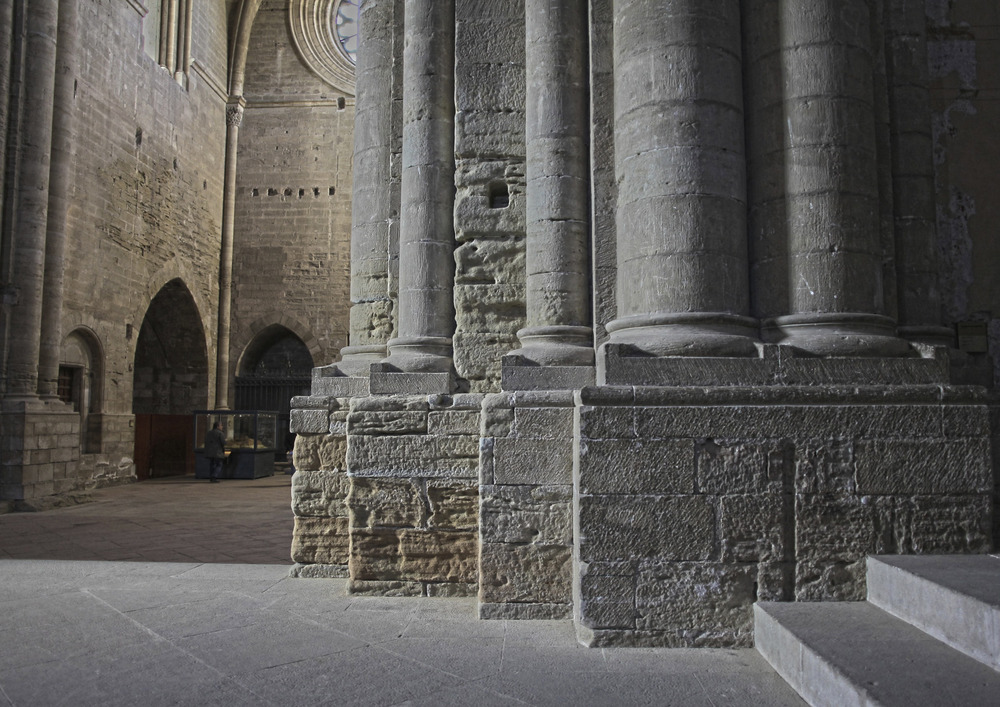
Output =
[{"x1": 204, "y1": 421, "x2": 226, "y2": 483}]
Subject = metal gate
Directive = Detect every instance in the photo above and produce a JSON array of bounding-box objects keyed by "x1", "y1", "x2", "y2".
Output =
[{"x1": 234, "y1": 375, "x2": 311, "y2": 451}]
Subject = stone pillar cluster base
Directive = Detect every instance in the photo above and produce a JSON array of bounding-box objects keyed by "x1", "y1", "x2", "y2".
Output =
[{"x1": 0, "y1": 399, "x2": 81, "y2": 500}]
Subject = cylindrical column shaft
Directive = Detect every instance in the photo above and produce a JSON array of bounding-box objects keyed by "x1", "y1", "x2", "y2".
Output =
[
  {"x1": 175, "y1": 0, "x2": 192, "y2": 83},
  {"x1": 382, "y1": 0, "x2": 455, "y2": 373},
  {"x1": 887, "y1": 0, "x2": 951, "y2": 346},
  {"x1": 337, "y1": 0, "x2": 396, "y2": 376},
  {"x1": 5, "y1": 0, "x2": 59, "y2": 399},
  {"x1": 38, "y1": 0, "x2": 79, "y2": 399},
  {"x1": 605, "y1": 0, "x2": 756, "y2": 357},
  {"x1": 765, "y1": 0, "x2": 908, "y2": 356},
  {"x1": 214, "y1": 100, "x2": 242, "y2": 408},
  {"x1": 163, "y1": 0, "x2": 178, "y2": 73},
  {"x1": 510, "y1": 0, "x2": 593, "y2": 366}
]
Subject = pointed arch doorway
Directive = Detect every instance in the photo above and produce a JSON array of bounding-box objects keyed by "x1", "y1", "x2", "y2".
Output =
[
  {"x1": 132, "y1": 279, "x2": 210, "y2": 480},
  {"x1": 234, "y1": 326, "x2": 313, "y2": 456}
]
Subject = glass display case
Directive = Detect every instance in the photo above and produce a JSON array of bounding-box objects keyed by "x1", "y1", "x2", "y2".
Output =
[{"x1": 193, "y1": 410, "x2": 278, "y2": 479}]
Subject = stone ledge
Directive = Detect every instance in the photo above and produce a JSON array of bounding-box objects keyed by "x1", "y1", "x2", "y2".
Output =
[{"x1": 478, "y1": 602, "x2": 572, "y2": 620}]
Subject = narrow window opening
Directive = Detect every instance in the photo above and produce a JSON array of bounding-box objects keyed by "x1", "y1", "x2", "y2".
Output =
[
  {"x1": 489, "y1": 182, "x2": 509, "y2": 209},
  {"x1": 135, "y1": 128, "x2": 142, "y2": 147},
  {"x1": 337, "y1": 96, "x2": 346, "y2": 110},
  {"x1": 251, "y1": 188, "x2": 259, "y2": 197},
  {"x1": 328, "y1": 186, "x2": 336, "y2": 196}
]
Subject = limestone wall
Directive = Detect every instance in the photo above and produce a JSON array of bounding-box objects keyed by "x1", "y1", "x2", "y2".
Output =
[
  {"x1": 59, "y1": 0, "x2": 228, "y2": 485},
  {"x1": 231, "y1": 0, "x2": 354, "y2": 370}
]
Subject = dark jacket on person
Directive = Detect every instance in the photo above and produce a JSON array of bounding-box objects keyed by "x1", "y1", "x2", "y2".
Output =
[{"x1": 205, "y1": 428, "x2": 226, "y2": 460}]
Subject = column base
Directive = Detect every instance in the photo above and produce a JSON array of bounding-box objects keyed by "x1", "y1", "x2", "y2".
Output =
[
  {"x1": 899, "y1": 325, "x2": 955, "y2": 348},
  {"x1": 763, "y1": 313, "x2": 912, "y2": 357},
  {"x1": 508, "y1": 326, "x2": 594, "y2": 367},
  {"x1": 604, "y1": 313, "x2": 760, "y2": 357}
]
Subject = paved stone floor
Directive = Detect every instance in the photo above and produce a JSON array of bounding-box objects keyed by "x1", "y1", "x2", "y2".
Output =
[{"x1": 0, "y1": 475, "x2": 805, "y2": 706}]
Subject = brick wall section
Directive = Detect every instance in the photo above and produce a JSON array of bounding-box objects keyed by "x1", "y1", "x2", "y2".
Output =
[{"x1": 574, "y1": 386, "x2": 993, "y2": 648}]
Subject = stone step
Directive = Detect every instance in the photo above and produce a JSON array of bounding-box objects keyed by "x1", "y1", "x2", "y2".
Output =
[
  {"x1": 755, "y1": 601, "x2": 1000, "y2": 706},
  {"x1": 867, "y1": 554, "x2": 1000, "y2": 672}
]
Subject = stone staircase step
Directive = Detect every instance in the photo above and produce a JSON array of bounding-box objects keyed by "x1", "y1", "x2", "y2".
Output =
[
  {"x1": 755, "y1": 601, "x2": 1000, "y2": 706},
  {"x1": 867, "y1": 554, "x2": 1000, "y2": 672}
]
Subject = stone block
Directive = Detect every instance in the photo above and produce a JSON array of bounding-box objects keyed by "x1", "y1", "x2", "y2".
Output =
[
  {"x1": 479, "y1": 602, "x2": 572, "y2": 620},
  {"x1": 349, "y1": 579, "x2": 425, "y2": 597},
  {"x1": 347, "y1": 410, "x2": 428, "y2": 435},
  {"x1": 855, "y1": 439, "x2": 992, "y2": 495},
  {"x1": 349, "y1": 529, "x2": 405, "y2": 581},
  {"x1": 578, "y1": 495, "x2": 715, "y2": 563},
  {"x1": 479, "y1": 484, "x2": 572, "y2": 545},
  {"x1": 348, "y1": 434, "x2": 480, "y2": 479},
  {"x1": 478, "y1": 543, "x2": 572, "y2": 605},
  {"x1": 513, "y1": 406, "x2": 573, "y2": 439},
  {"x1": 502, "y1": 364, "x2": 596, "y2": 391},
  {"x1": 719, "y1": 494, "x2": 790, "y2": 563},
  {"x1": 369, "y1": 370, "x2": 454, "y2": 395},
  {"x1": 633, "y1": 562, "x2": 755, "y2": 646},
  {"x1": 576, "y1": 572, "x2": 636, "y2": 630},
  {"x1": 426, "y1": 582, "x2": 478, "y2": 598},
  {"x1": 577, "y1": 405, "x2": 636, "y2": 440},
  {"x1": 348, "y1": 477, "x2": 426, "y2": 529},
  {"x1": 698, "y1": 439, "x2": 791, "y2": 495},
  {"x1": 794, "y1": 439, "x2": 856, "y2": 494},
  {"x1": 399, "y1": 530, "x2": 479, "y2": 584},
  {"x1": 427, "y1": 479, "x2": 479, "y2": 530},
  {"x1": 493, "y1": 437, "x2": 573, "y2": 485},
  {"x1": 289, "y1": 408, "x2": 329, "y2": 434},
  {"x1": 578, "y1": 439, "x2": 696, "y2": 495},
  {"x1": 291, "y1": 516, "x2": 350, "y2": 565},
  {"x1": 428, "y1": 410, "x2": 481, "y2": 435},
  {"x1": 291, "y1": 468, "x2": 350, "y2": 518},
  {"x1": 288, "y1": 563, "x2": 350, "y2": 579},
  {"x1": 293, "y1": 433, "x2": 347, "y2": 472},
  {"x1": 895, "y1": 495, "x2": 991, "y2": 555}
]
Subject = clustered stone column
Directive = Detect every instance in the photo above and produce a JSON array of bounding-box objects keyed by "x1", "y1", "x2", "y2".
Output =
[
  {"x1": 379, "y1": 0, "x2": 456, "y2": 377},
  {"x1": 508, "y1": 0, "x2": 592, "y2": 369},
  {"x1": 334, "y1": 0, "x2": 396, "y2": 377},
  {"x1": 214, "y1": 98, "x2": 244, "y2": 409},
  {"x1": 5, "y1": 0, "x2": 60, "y2": 399},
  {"x1": 603, "y1": 0, "x2": 757, "y2": 359},
  {"x1": 763, "y1": 0, "x2": 908, "y2": 356},
  {"x1": 38, "y1": 0, "x2": 80, "y2": 400}
]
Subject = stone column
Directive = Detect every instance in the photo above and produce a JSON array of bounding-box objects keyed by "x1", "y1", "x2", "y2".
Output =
[
  {"x1": 603, "y1": 0, "x2": 756, "y2": 358},
  {"x1": 886, "y1": 0, "x2": 951, "y2": 346},
  {"x1": 380, "y1": 0, "x2": 455, "y2": 375},
  {"x1": 214, "y1": 98, "x2": 243, "y2": 409},
  {"x1": 334, "y1": 0, "x2": 396, "y2": 377},
  {"x1": 38, "y1": 0, "x2": 79, "y2": 400},
  {"x1": 162, "y1": 0, "x2": 178, "y2": 73},
  {"x1": 508, "y1": 0, "x2": 592, "y2": 368},
  {"x1": 764, "y1": 0, "x2": 909, "y2": 356},
  {"x1": 174, "y1": 0, "x2": 192, "y2": 83},
  {"x1": 4, "y1": 0, "x2": 59, "y2": 400}
]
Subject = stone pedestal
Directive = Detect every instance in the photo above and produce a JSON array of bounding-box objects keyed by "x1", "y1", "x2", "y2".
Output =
[
  {"x1": 478, "y1": 391, "x2": 575, "y2": 619},
  {"x1": 345, "y1": 394, "x2": 481, "y2": 596},
  {"x1": 573, "y1": 385, "x2": 993, "y2": 648}
]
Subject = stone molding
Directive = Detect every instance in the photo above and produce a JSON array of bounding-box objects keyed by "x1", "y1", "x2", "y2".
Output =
[{"x1": 288, "y1": 0, "x2": 356, "y2": 95}]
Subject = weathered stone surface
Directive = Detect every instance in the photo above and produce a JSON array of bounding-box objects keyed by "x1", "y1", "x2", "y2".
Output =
[
  {"x1": 347, "y1": 410, "x2": 428, "y2": 435},
  {"x1": 719, "y1": 494, "x2": 789, "y2": 563},
  {"x1": 348, "y1": 434, "x2": 480, "y2": 478},
  {"x1": 895, "y1": 495, "x2": 992, "y2": 554},
  {"x1": 291, "y1": 468, "x2": 350, "y2": 518},
  {"x1": 293, "y1": 434, "x2": 348, "y2": 473},
  {"x1": 855, "y1": 439, "x2": 992, "y2": 494},
  {"x1": 578, "y1": 495, "x2": 715, "y2": 563},
  {"x1": 698, "y1": 439, "x2": 791, "y2": 495},
  {"x1": 479, "y1": 543, "x2": 572, "y2": 605},
  {"x1": 578, "y1": 439, "x2": 696, "y2": 495},
  {"x1": 513, "y1": 406, "x2": 573, "y2": 438},
  {"x1": 427, "y1": 480, "x2": 479, "y2": 531},
  {"x1": 291, "y1": 516, "x2": 350, "y2": 565},
  {"x1": 493, "y1": 437, "x2": 573, "y2": 485},
  {"x1": 289, "y1": 408, "x2": 329, "y2": 435},
  {"x1": 399, "y1": 530, "x2": 479, "y2": 583},
  {"x1": 479, "y1": 484, "x2": 572, "y2": 545},
  {"x1": 287, "y1": 563, "x2": 349, "y2": 579},
  {"x1": 427, "y1": 410, "x2": 481, "y2": 435},
  {"x1": 795, "y1": 439, "x2": 856, "y2": 494},
  {"x1": 348, "y1": 478, "x2": 426, "y2": 529},
  {"x1": 634, "y1": 562, "x2": 756, "y2": 645}
]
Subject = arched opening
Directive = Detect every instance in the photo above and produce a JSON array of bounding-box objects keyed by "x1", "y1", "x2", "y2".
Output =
[
  {"x1": 59, "y1": 329, "x2": 103, "y2": 454},
  {"x1": 132, "y1": 279, "x2": 209, "y2": 479},
  {"x1": 235, "y1": 325, "x2": 313, "y2": 455}
]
